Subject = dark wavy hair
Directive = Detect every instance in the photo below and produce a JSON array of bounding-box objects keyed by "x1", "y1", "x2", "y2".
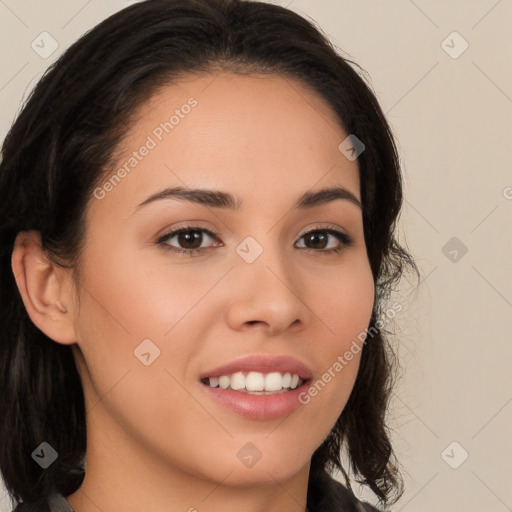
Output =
[{"x1": 0, "y1": 0, "x2": 419, "y2": 509}]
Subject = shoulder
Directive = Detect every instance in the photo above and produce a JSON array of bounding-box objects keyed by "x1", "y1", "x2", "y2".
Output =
[{"x1": 307, "y1": 469, "x2": 385, "y2": 512}]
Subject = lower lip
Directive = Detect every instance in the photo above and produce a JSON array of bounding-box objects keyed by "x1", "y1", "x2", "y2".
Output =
[{"x1": 200, "y1": 381, "x2": 310, "y2": 420}]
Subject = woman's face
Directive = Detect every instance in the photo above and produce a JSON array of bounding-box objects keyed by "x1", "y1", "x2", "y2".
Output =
[{"x1": 68, "y1": 72, "x2": 375, "y2": 487}]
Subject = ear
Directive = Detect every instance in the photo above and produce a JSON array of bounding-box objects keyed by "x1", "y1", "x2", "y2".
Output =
[{"x1": 11, "y1": 230, "x2": 77, "y2": 344}]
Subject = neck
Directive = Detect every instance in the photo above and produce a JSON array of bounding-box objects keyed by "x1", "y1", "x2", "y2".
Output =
[{"x1": 66, "y1": 403, "x2": 311, "y2": 512}]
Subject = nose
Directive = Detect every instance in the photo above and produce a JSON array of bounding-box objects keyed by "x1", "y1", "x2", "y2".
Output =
[{"x1": 225, "y1": 244, "x2": 309, "y2": 337}]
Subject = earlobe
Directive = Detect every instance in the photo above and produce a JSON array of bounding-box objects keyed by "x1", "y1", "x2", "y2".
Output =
[{"x1": 11, "y1": 230, "x2": 77, "y2": 344}]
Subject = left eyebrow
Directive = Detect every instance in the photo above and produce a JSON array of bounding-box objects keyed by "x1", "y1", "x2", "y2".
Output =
[
  {"x1": 135, "y1": 185, "x2": 363, "y2": 211},
  {"x1": 296, "y1": 186, "x2": 362, "y2": 210}
]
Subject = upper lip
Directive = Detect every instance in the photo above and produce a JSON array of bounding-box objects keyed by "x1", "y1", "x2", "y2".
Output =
[{"x1": 199, "y1": 354, "x2": 313, "y2": 380}]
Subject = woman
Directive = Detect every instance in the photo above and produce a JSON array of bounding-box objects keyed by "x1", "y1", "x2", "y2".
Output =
[{"x1": 0, "y1": 1, "x2": 419, "y2": 511}]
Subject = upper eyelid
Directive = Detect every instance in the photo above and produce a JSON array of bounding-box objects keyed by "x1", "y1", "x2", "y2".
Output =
[
  {"x1": 297, "y1": 224, "x2": 341, "y2": 237},
  {"x1": 156, "y1": 225, "x2": 219, "y2": 247}
]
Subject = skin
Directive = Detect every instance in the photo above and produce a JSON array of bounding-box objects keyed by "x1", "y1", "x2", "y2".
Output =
[{"x1": 12, "y1": 72, "x2": 375, "y2": 512}]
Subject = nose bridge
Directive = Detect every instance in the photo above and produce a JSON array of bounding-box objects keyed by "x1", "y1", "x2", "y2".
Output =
[
  {"x1": 237, "y1": 232, "x2": 293, "y2": 290},
  {"x1": 228, "y1": 232, "x2": 306, "y2": 334}
]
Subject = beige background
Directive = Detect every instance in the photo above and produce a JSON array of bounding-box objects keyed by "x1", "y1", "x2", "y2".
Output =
[{"x1": 1, "y1": 1, "x2": 511, "y2": 511}]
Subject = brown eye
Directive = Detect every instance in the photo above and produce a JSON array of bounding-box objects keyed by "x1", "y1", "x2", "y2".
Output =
[
  {"x1": 157, "y1": 226, "x2": 220, "y2": 255},
  {"x1": 175, "y1": 230, "x2": 203, "y2": 250},
  {"x1": 303, "y1": 231, "x2": 329, "y2": 249},
  {"x1": 295, "y1": 228, "x2": 353, "y2": 254}
]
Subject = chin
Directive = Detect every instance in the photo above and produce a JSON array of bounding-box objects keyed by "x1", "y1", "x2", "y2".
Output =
[{"x1": 204, "y1": 444, "x2": 312, "y2": 487}]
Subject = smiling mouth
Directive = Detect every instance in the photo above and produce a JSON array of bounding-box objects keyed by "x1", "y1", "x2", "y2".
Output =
[{"x1": 200, "y1": 371, "x2": 306, "y2": 395}]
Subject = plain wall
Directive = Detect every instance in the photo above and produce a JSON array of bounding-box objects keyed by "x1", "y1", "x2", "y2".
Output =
[{"x1": 1, "y1": 1, "x2": 511, "y2": 511}]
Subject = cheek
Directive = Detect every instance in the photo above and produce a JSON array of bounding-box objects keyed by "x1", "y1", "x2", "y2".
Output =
[
  {"x1": 72, "y1": 239, "x2": 218, "y2": 418},
  {"x1": 302, "y1": 258, "x2": 374, "y2": 419},
  {"x1": 71, "y1": 253, "x2": 207, "y2": 455},
  {"x1": 314, "y1": 258, "x2": 375, "y2": 354},
  {"x1": 75, "y1": 239, "x2": 200, "y2": 348}
]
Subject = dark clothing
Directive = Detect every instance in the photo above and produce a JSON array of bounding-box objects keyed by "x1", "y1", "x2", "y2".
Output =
[
  {"x1": 12, "y1": 469, "x2": 384, "y2": 511},
  {"x1": 306, "y1": 469, "x2": 383, "y2": 511}
]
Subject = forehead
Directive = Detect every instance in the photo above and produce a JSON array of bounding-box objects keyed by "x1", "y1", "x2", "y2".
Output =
[{"x1": 89, "y1": 72, "x2": 360, "y2": 220}]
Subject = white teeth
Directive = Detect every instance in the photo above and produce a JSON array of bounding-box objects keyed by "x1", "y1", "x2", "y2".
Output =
[
  {"x1": 245, "y1": 372, "x2": 264, "y2": 391},
  {"x1": 265, "y1": 372, "x2": 283, "y2": 391},
  {"x1": 230, "y1": 371, "x2": 245, "y2": 391},
  {"x1": 218, "y1": 376, "x2": 230, "y2": 389},
  {"x1": 205, "y1": 371, "x2": 303, "y2": 392}
]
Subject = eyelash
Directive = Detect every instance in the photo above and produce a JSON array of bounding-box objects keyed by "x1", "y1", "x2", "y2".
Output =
[{"x1": 156, "y1": 224, "x2": 354, "y2": 257}]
